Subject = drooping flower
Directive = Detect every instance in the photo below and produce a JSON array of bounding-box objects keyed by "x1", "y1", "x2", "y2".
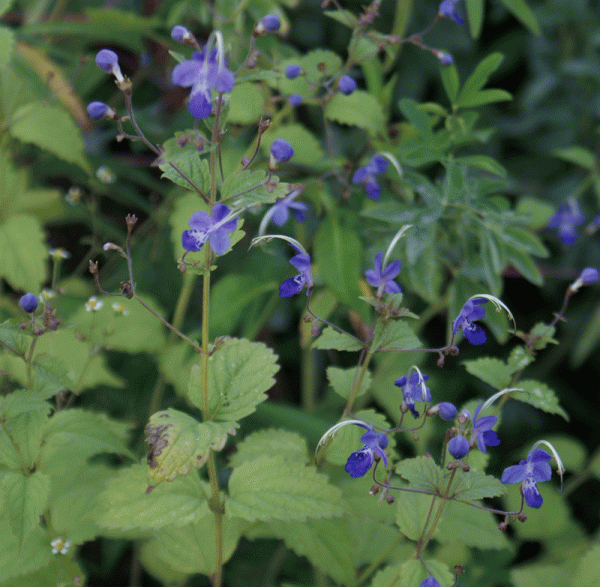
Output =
[
  {"x1": 285, "y1": 64, "x2": 301, "y2": 79},
  {"x1": 438, "y1": 0, "x2": 464, "y2": 24},
  {"x1": 20, "y1": 293, "x2": 39, "y2": 313},
  {"x1": 547, "y1": 200, "x2": 585, "y2": 245},
  {"x1": 171, "y1": 25, "x2": 192, "y2": 44},
  {"x1": 452, "y1": 297, "x2": 487, "y2": 345},
  {"x1": 501, "y1": 448, "x2": 553, "y2": 508},
  {"x1": 279, "y1": 252, "x2": 313, "y2": 297},
  {"x1": 181, "y1": 203, "x2": 237, "y2": 255},
  {"x1": 288, "y1": 93, "x2": 303, "y2": 107},
  {"x1": 338, "y1": 75, "x2": 357, "y2": 95},
  {"x1": 365, "y1": 251, "x2": 401, "y2": 295},
  {"x1": 95, "y1": 49, "x2": 124, "y2": 82},
  {"x1": 345, "y1": 423, "x2": 389, "y2": 478},
  {"x1": 448, "y1": 435, "x2": 470, "y2": 459},
  {"x1": 171, "y1": 45, "x2": 235, "y2": 119},
  {"x1": 270, "y1": 138, "x2": 294, "y2": 163},
  {"x1": 395, "y1": 372, "x2": 431, "y2": 418},
  {"x1": 270, "y1": 194, "x2": 308, "y2": 226},
  {"x1": 470, "y1": 403, "x2": 500, "y2": 453},
  {"x1": 352, "y1": 155, "x2": 388, "y2": 200}
]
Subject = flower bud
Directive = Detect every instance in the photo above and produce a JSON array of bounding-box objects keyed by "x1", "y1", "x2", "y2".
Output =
[
  {"x1": 87, "y1": 101, "x2": 117, "y2": 121},
  {"x1": 569, "y1": 267, "x2": 599, "y2": 294},
  {"x1": 338, "y1": 75, "x2": 357, "y2": 95},
  {"x1": 171, "y1": 25, "x2": 192, "y2": 44},
  {"x1": 437, "y1": 402, "x2": 458, "y2": 421},
  {"x1": 285, "y1": 64, "x2": 302, "y2": 79},
  {"x1": 448, "y1": 435, "x2": 470, "y2": 459},
  {"x1": 254, "y1": 14, "x2": 281, "y2": 36},
  {"x1": 20, "y1": 292, "x2": 39, "y2": 313},
  {"x1": 269, "y1": 138, "x2": 294, "y2": 167},
  {"x1": 288, "y1": 93, "x2": 303, "y2": 107}
]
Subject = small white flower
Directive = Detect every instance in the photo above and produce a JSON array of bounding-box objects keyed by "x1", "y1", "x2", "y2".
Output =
[
  {"x1": 48, "y1": 248, "x2": 71, "y2": 259},
  {"x1": 39, "y1": 289, "x2": 56, "y2": 303},
  {"x1": 85, "y1": 296, "x2": 103, "y2": 311},
  {"x1": 96, "y1": 166, "x2": 116, "y2": 183},
  {"x1": 65, "y1": 186, "x2": 82, "y2": 205},
  {"x1": 112, "y1": 301, "x2": 129, "y2": 315},
  {"x1": 51, "y1": 537, "x2": 71, "y2": 555}
]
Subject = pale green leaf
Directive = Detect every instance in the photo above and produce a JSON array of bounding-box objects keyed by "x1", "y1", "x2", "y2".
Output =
[
  {"x1": 395, "y1": 457, "x2": 445, "y2": 492},
  {"x1": 553, "y1": 146, "x2": 595, "y2": 170},
  {"x1": 327, "y1": 365, "x2": 371, "y2": 399},
  {"x1": 323, "y1": 9, "x2": 358, "y2": 27},
  {"x1": 573, "y1": 544, "x2": 600, "y2": 587},
  {"x1": 462, "y1": 357, "x2": 512, "y2": 389},
  {"x1": 457, "y1": 88, "x2": 512, "y2": 108},
  {"x1": 10, "y1": 103, "x2": 90, "y2": 172},
  {"x1": 0, "y1": 214, "x2": 47, "y2": 293},
  {"x1": 500, "y1": 0, "x2": 541, "y2": 35},
  {"x1": 227, "y1": 83, "x2": 264, "y2": 124},
  {"x1": 1, "y1": 409, "x2": 48, "y2": 469},
  {"x1": 220, "y1": 168, "x2": 287, "y2": 207},
  {"x1": 145, "y1": 408, "x2": 237, "y2": 489},
  {"x1": 189, "y1": 338, "x2": 278, "y2": 420},
  {"x1": 301, "y1": 49, "x2": 343, "y2": 84},
  {"x1": 466, "y1": 0, "x2": 484, "y2": 37},
  {"x1": 372, "y1": 320, "x2": 421, "y2": 351},
  {"x1": 395, "y1": 491, "x2": 434, "y2": 541},
  {"x1": 228, "y1": 428, "x2": 308, "y2": 468},
  {"x1": 0, "y1": 520, "x2": 52, "y2": 582},
  {"x1": 451, "y1": 470, "x2": 506, "y2": 501},
  {"x1": 0, "y1": 319, "x2": 30, "y2": 355},
  {"x1": 227, "y1": 455, "x2": 345, "y2": 521},
  {"x1": 0, "y1": 389, "x2": 51, "y2": 419},
  {"x1": 511, "y1": 566, "x2": 570, "y2": 587},
  {"x1": 325, "y1": 90, "x2": 385, "y2": 132},
  {"x1": 0, "y1": 0, "x2": 15, "y2": 18},
  {"x1": 440, "y1": 63, "x2": 460, "y2": 104},
  {"x1": 0, "y1": 25, "x2": 15, "y2": 68},
  {"x1": 502, "y1": 227, "x2": 549, "y2": 257},
  {"x1": 262, "y1": 124, "x2": 324, "y2": 166},
  {"x1": 511, "y1": 379, "x2": 569, "y2": 420},
  {"x1": 158, "y1": 136, "x2": 211, "y2": 193},
  {"x1": 1, "y1": 471, "x2": 50, "y2": 550},
  {"x1": 515, "y1": 197, "x2": 555, "y2": 230},
  {"x1": 371, "y1": 559, "x2": 454, "y2": 587},
  {"x1": 506, "y1": 345, "x2": 534, "y2": 373},
  {"x1": 95, "y1": 463, "x2": 209, "y2": 532},
  {"x1": 312, "y1": 326, "x2": 363, "y2": 352}
]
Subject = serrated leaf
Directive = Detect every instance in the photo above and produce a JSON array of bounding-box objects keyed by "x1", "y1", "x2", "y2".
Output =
[
  {"x1": 1, "y1": 407, "x2": 48, "y2": 469},
  {"x1": 0, "y1": 520, "x2": 52, "y2": 582},
  {"x1": 371, "y1": 559, "x2": 454, "y2": 587},
  {"x1": 220, "y1": 168, "x2": 287, "y2": 207},
  {"x1": 228, "y1": 428, "x2": 308, "y2": 468},
  {"x1": 301, "y1": 49, "x2": 343, "y2": 84},
  {"x1": 30, "y1": 353, "x2": 71, "y2": 398},
  {"x1": 1, "y1": 471, "x2": 50, "y2": 550},
  {"x1": 227, "y1": 456, "x2": 344, "y2": 521},
  {"x1": 529, "y1": 322, "x2": 557, "y2": 350},
  {"x1": 325, "y1": 90, "x2": 385, "y2": 132},
  {"x1": 371, "y1": 320, "x2": 421, "y2": 351},
  {"x1": 395, "y1": 456, "x2": 445, "y2": 492},
  {"x1": 0, "y1": 389, "x2": 51, "y2": 419},
  {"x1": 507, "y1": 345, "x2": 534, "y2": 373},
  {"x1": 39, "y1": 409, "x2": 135, "y2": 475},
  {"x1": 327, "y1": 365, "x2": 371, "y2": 400},
  {"x1": 573, "y1": 544, "x2": 600, "y2": 587},
  {"x1": 0, "y1": 320, "x2": 30, "y2": 355},
  {"x1": 157, "y1": 136, "x2": 211, "y2": 194},
  {"x1": 188, "y1": 338, "x2": 278, "y2": 420},
  {"x1": 451, "y1": 470, "x2": 506, "y2": 501},
  {"x1": 228, "y1": 83, "x2": 264, "y2": 124},
  {"x1": 462, "y1": 357, "x2": 512, "y2": 389},
  {"x1": 312, "y1": 326, "x2": 363, "y2": 351},
  {"x1": 10, "y1": 103, "x2": 89, "y2": 172},
  {"x1": 262, "y1": 124, "x2": 324, "y2": 166},
  {"x1": 512, "y1": 379, "x2": 568, "y2": 420},
  {"x1": 145, "y1": 409, "x2": 237, "y2": 489},
  {"x1": 395, "y1": 491, "x2": 435, "y2": 541},
  {"x1": 95, "y1": 463, "x2": 210, "y2": 532},
  {"x1": 0, "y1": 214, "x2": 47, "y2": 293}
]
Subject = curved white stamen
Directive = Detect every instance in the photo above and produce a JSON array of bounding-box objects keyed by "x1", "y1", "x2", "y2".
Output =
[
  {"x1": 316, "y1": 419, "x2": 368, "y2": 453},
  {"x1": 468, "y1": 293, "x2": 516, "y2": 334},
  {"x1": 407, "y1": 364, "x2": 428, "y2": 400},
  {"x1": 382, "y1": 224, "x2": 413, "y2": 270},
  {"x1": 258, "y1": 189, "x2": 303, "y2": 236},
  {"x1": 479, "y1": 387, "x2": 523, "y2": 415},
  {"x1": 250, "y1": 234, "x2": 308, "y2": 257},
  {"x1": 531, "y1": 439, "x2": 565, "y2": 491}
]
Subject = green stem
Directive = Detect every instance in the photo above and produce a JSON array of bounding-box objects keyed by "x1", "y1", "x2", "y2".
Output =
[
  {"x1": 301, "y1": 346, "x2": 315, "y2": 413},
  {"x1": 344, "y1": 348, "x2": 373, "y2": 415},
  {"x1": 356, "y1": 533, "x2": 404, "y2": 585}
]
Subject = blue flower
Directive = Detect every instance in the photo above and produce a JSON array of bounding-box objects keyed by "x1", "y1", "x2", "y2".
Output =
[
  {"x1": 365, "y1": 251, "x2": 401, "y2": 295},
  {"x1": 20, "y1": 293, "x2": 39, "y2": 313},
  {"x1": 345, "y1": 424, "x2": 389, "y2": 478},
  {"x1": 279, "y1": 252, "x2": 313, "y2": 297},
  {"x1": 437, "y1": 402, "x2": 457, "y2": 421},
  {"x1": 547, "y1": 200, "x2": 585, "y2": 245},
  {"x1": 288, "y1": 93, "x2": 303, "y2": 107},
  {"x1": 285, "y1": 64, "x2": 301, "y2": 79},
  {"x1": 438, "y1": 0, "x2": 464, "y2": 24},
  {"x1": 271, "y1": 194, "x2": 308, "y2": 226},
  {"x1": 181, "y1": 203, "x2": 237, "y2": 255},
  {"x1": 260, "y1": 14, "x2": 281, "y2": 33},
  {"x1": 452, "y1": 297, "x2": 487, "y2": 345},
  {"x1": 470, "y1": 403, "x2": 500, "y2": 453},
  {"x1": 501, "y1": 448, "x2": 552, "y2": 508},
  {"x1": 270, "y1": 138, "x2": 294, "y2": 163},
  {"x1": 338, "y1": 75, "x2": 357, "y2": 95},
  {"x1": 87, "y1": 101, "x2": 112, "y2": 121},
  {"x1": 95, "y1": 49, "x2": 120, "y2": 73},
  {"x1": 570, "y1": 267, "x2": 599, "y2": 293},
  {"x1": 171, "y1": 25, "x2": 191, "y2": 43},
  {"x1": 420, "y1": 578, "x2": 442, "y2": 587},
  {"x1": 394, "y1": 372, "x2": 431, "y2": 418},
  {"x1": 448, "y1": 435, "x2": 470, "y2": 459},
  {"x1": 437, "y1": 51, "x2": 454, "y2": 66},
  {"x1": 352, "y1": 155, "x2": 388, "y2": 200},
  {"x1": 171, "y1": 47, "x2": 235, "y2": 119}
]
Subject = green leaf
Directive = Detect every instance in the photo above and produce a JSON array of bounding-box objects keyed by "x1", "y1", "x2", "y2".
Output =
[
  {"x1": 0, "y1": 0, "x2": 15, "y2": 18},
  {"x1": 451, "y1": 470, "x2": 506, "y2": 501},
  {"x1": 395, "y1": 491, "x2": 436, "y2": 541},
  {"x1": 0, "y1": 214, "x2": 47, "y2": 293},
  {"x1": 515, "y1": 197, "x2": 555, "y2": 229},
  {"x1": 506, "y1": 345, "x2": 534, "y2": 373},
  {"x1": 312, "y1": 326, "x2": 363, "y2": 352},
  {"x1": 500, "y1": 0, "x2": 541, "y2": 35},
  {"x1": 371, "y1": 559, "x2": 454, "y2": 587},
  {"x1": 1, "y1": 471, "x2": 50, "y2": 550},
  {"x1": 220, "y1": 168, "x2": 287, "y2": 207},
  {"x1": 511, "y1": 379, "x2": 569, "y2": 420},
  {"x1": 189, "y1": 338, "x2": 278, "y2": 420},
  {"x1": 440, "y1": 63, "x2": 460, "y2": 104},
  {"x1": 262, "y1": 124, "x2": 324, "y2": 166},
  {"x1": 158, "y1": 136, "x2": 211, "y2": 194},
  {"x1": 39, "y1": 409, "x2": 136, "y2": 475},
  {"x1": 0, "y1": 521, "x2": 52, "y2": 582},
  {"x1": 0, "y1": 320, "x2": 30, "y2": 356},
  {"x1": 395, "y1": 456, "x2": 445, "y2": 492},
  {"x1": 301, "y1": 49, "x2": 343, "y2": 84},
  {"x1": 227, "y1": 456, "x2": 345, "y2": 521},
  {"x1": 371, "y1": 320, "x2": 421, "y2": 351},
  {"x1": 10, "y1": 103, "x2": 90, "y2": 172},
  {"x1": 145, "y1": 409, "x2": 237, "y2": 489},
  {"x1": 457, "y1": 53, "x2": 505, "y2": 105},
  {"x1": 0, "y1": 25, "x2": 15, "y2": 68},
  {"x1": 511, "y1": 566, "x2": 571, "y2": 587},
  {"x1": 466, "y1": 0, "x2": 485, "y2": 37},
  {"x1": 323, "y1": 9, "x2": 358, "y2": 27},
  {"x1": 437, "y1": 500, "x2": 510, "y2": 549},
  {"x1": 505, "y1": 244, "x2": 543, "y2": 285},
  {"x1": 454, "y1": 155, "x2": 507, "y2": 177},
  {"x1": 327, "y1": 365, "x2": 371, "y2": 400},
  {"x1": 501, "y1": 227, "x2": 549, "y2": 257},
  {"x1": 228, "y1": 428, "x2": 308, "y2": 468},
  {"x1": 325, "y1": 90, "x2": 385, "y2": 132},
  {"x1": 1, "y1": 404, "x2": 49, "y2": 469},
  {"x1": 553, "y1": 146, "x2": 595, "y2": 170},
  {"x1": 95, "y1": 463, "x2": 209, "y2": 532},
  {"x1": 0, "y1": 388, "x2": 51, "y2": 419},
  {"x1": 529, "y1": 322, "x2": 557, "y2": 351},
  {"x1": 227, "y1": 82, "x2": 264, "y2": 124},
  {"x1": 398, "y1": 98, "x2": 433, "y2": 142},
  {"x1": 457, "y1": 88, "x2": 512, "y2": 108},
  {"x1": 462, "y1": 357, "x2": 512, "y2": 389},
  {"x1": 267, "y1": 518, "x2": 356, "y2": 585},
  {"x1": 573, "y1": 544, "x2": 600, "y2": 587}
]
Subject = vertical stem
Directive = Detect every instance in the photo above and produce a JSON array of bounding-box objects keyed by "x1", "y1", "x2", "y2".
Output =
[
  {"x1": 301, "y1": 347, "x2": 315, "y2": 413},
  {"x1": 344, "y1": 348, "x2": 372, "y2": 415}
]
